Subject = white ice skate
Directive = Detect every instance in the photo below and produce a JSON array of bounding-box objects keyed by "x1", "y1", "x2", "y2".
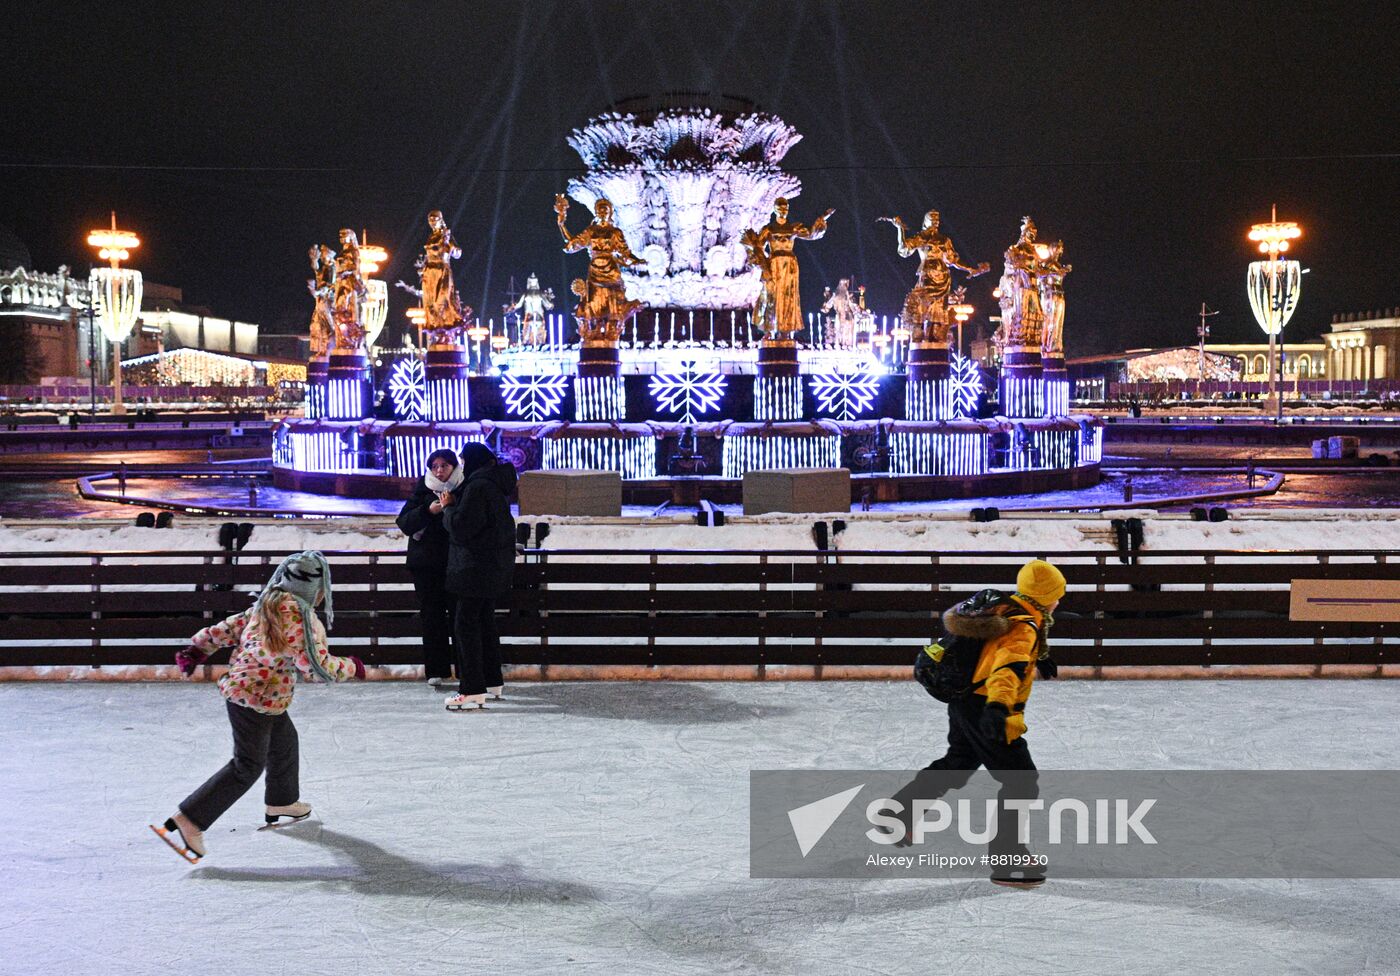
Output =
[
  {"x1": 486, "y1": 685, "x2": 504, "y2": 700},
  {"x1": 260, "y1": 801, "x2": 313, "y2": 830},
  {"x1": 445, "y1": 693, "x2": 487, "y2": 711},
  {"x1": 150, "y1": 813, "x2": 205, "y2": 863}
]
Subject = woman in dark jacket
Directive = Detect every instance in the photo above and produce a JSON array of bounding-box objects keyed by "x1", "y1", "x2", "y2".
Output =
[
  {"x1": 396, "y1": 448, "x2": 462, "y2": 687},
  {"x1": 443, "y1": 442, "x2": 518, "y2": 711}
]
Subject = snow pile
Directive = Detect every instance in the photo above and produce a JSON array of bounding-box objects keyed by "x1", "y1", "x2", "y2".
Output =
[{"x1": 3, "y1": 507, "x2": 1399, "y2": 557}]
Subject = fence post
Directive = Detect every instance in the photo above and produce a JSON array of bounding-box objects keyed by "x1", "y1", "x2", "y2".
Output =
[
  {"x1": 539, "y1": 552, "x2": 550, "y2": 681},
  {"x1": 1315, "y1": 552, "x2": 1329, "y2": 677},
  {"x1": 90, "y1": 554, "x2": 101, "y2": 670},
  {"x1": 1093, "y1": 552, "x2": 1105, "y2": 678},
  {"x1": 757, "y1": 552, "x2": 768, "y2": 681},
  {"x1": 648, "y1": 552, "x2": 658, "y2": 667},
  {"x1": 367, "y1": 552, "x2": 380, "y2": 663},
  {"x1": 1202, "y1": 553, "x2": 1216, "y2": 668}
]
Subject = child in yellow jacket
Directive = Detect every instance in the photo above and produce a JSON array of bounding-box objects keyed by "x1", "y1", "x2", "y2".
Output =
[{"x1": 893, "y1": 558, "x2": 1066, "y2": 887}]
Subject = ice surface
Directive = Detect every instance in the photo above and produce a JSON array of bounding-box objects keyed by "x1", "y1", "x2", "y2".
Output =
[{"x1": 2, "y1": 680, "x2": 1398, "y2": 976}]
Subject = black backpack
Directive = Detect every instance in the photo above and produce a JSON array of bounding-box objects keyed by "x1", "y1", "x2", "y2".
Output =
[{"x1": 914, "y1": 589, "x2": 1042, "y2": 703}]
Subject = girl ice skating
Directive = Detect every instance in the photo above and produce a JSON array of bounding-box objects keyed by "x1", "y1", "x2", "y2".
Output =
[{"x1": 150, "y1": 550, "x2": 364, "y2": 862}]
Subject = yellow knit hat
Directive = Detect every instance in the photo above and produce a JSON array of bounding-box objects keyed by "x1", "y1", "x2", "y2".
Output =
[{"x1": 1016, "y1": 559, "x2": 1066, "y2": 605}]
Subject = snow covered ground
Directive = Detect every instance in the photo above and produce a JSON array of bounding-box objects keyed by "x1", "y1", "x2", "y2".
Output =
[
  {"x1": 6, "y1": 505, "x2": 1400, "y2": 559},
  {"x1": 3, "y1": 680, "x2": 1397, "y2": 976}
]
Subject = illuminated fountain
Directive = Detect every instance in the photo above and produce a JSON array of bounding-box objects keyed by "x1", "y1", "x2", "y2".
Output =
[{"x1": 273, "y1": 97, "x2": 1101, "y2": 504}]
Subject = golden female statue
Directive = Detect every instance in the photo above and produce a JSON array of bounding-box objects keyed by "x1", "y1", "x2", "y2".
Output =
[
  {"x1": 740, "y1": 227, "x2": 774, "y2": 337},
  {"x1": 1037, "y1": 240, "x2": 1071, "y2": 359},
  {"x1": 750, "y1": 198, "x2": 833, "y2": 339},
  {"x1": 997, "y1": 217, "x2": 1044, "y2": 349},
  {"x1": 421, "y1": 210, "x2": 464, "y2": 333},
  {"x1": 555, "y1": 195, "x2": 646, "y2": 344},
  {"x1": 879, "y1": 210, "x2": 989, "y2": 344},
  {"x1": 306, "y1": 244, "x2": 336, "y2": 357},
  {"x1": 332, "y1": 228, "x2": 367, "y2": 350}
]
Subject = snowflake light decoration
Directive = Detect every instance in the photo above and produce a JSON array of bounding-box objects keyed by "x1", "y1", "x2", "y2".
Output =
[
  {"x1": 649, "y1": 362, "x2": 726, "y2": 424},
  {"x1": 951, "y1": 353, "x2": 983, "y2": 419},
  {"x1": 502, "y1": 373, "x2": 569, "y2": 422},
  {"x1": 387, "y1": 357, "x2": 428, "y2": 422},
  {"x1": 810, "y1": 368, "x2": 880, "y2": 421}
]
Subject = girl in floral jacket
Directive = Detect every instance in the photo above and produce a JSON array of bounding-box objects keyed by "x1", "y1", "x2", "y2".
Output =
[{"x1": 151, "y1": 551, "x2": 363, "y2": 862}]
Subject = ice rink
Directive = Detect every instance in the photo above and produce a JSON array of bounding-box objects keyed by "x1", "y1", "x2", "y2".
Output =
[{"x1": 3, "y1": 679, "x2": 1398, "y2": 975}]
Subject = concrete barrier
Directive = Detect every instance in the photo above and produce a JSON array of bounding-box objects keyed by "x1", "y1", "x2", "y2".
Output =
[
  {"x1": 517, "y1": 468, "x2": 623, "y2": 517},
  {"x1": 742, "y1": 467, "x2": 851, "y2": 515}
]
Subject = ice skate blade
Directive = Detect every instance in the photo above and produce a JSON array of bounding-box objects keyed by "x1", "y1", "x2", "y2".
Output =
[
  {"x1": 445, "y1": 703, "x2": 487, "y2": 712},
  {"x1": 990, "y1": 877, "x2": 1045, "y2": 889},
  {"x1": 149, "y1": 824, "x2": 200, "y2": 863},
  {"x1": 258, "y1": 814, "x2": 313, "y2": 831}
]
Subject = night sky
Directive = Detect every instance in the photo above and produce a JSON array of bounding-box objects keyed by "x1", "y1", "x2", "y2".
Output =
[{"x1": 5, "y1": 1, "x2": 1399, "y2": 355}]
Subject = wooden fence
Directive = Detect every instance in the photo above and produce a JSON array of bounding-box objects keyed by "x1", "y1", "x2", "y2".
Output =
[{"x1": 1, "y1": 548, "x2": 1397, "y2": 670}]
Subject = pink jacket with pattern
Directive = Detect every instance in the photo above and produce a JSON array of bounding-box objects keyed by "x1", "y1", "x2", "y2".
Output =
[{"x1": 190, "y1": 592, "x2": 356, "y2": 715}]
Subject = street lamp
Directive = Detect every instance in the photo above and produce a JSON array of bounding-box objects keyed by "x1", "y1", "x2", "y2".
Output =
[
  {"x1": 951, "y1": 299, "x2": 975, "y2": 358},
  {"x1": 1247, "y1": 207, "x2": 1302, "y2": 419},
  {"x1": 86, "y1": 212, "x2": 142, "y2": 416},
  {"x1": 358, "y1": 235, "x2": 390, "y2": 352}
]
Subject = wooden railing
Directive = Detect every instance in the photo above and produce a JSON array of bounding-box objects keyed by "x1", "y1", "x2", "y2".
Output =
[{"x1": 0, "y1": 548, "x2": 1396, "y2": 669}]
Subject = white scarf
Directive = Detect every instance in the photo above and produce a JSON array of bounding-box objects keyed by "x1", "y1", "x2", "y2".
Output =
[{"x1": 424, "y1": 465, "x2": 465, "y2": 494}]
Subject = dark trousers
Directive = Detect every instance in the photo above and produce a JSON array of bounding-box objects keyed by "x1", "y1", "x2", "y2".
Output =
[
  {"x1": 894, "y1": 698, "x2": 1039, "y2": 866},
  {"x1": 180, "y1": 701, "x2": 299, "y2": 830},
  {"x1": 410, "y1": 569, "x2": 457, "y2": 680},
  {"x1": 454, "y1": 597, "x2": 503, "y2": 696}
]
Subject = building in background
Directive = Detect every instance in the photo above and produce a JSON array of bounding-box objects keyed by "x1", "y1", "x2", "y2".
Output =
[
  {"x1": 1325, "y1": 309, "x2": 1400, "y2": 382},
  {"x1": 0, "y1": 224, "x2": 260, "y2": 386}
]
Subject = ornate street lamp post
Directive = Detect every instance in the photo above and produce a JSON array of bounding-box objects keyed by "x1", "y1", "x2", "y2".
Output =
[
  {"x1": 358, "y1": 236, "x2": 390, "y2": 352},
  {"x1": 1247, "y1": 207, "x2": 1302, "y2": 419},
  {"x1": 86, "y1": 213, "x2": 142, "y2": 416}
]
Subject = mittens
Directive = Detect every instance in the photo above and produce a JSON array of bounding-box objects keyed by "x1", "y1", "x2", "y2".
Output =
[
  {"x1": 1036, "y1": 656, "x2": 1058, "y2": 680},
  {"x1": 175, "y1": 646, "x2": 208, "y2": 677},
  {"x1": 980, "y1": 702, "x2": 1010, "y2": 743},
  {"x1": 350, "y1": 656, "x2": 366, "y2": 680}
]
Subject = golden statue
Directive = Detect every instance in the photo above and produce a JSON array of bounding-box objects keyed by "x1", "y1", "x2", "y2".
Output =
[
  {"x1": 332, "y1": 228, "x2": 367, "y2": 350},
  {"x1": 879, "y1": 210, "x2": 989, "y2": 344},
  {"x1": 997, "y1": 216, "x2": 1044, "y2": 349},
  {"x1": 1037, "y1": 240, "x2": 1071, "y2": 359},
  {"x1": 739, "y1": 227, "x2": 774, "y2": 337},
  {"x1": 306, "y1": 244, "x2": 336, "y2": 358},
  {"x1": 750, "y1": 198, "x2": 833, "y2": 340},
  {"x1": 555, "y1": 194, "x2": 646, "y2": 344},
  {"x1": 421, "y1": 210, "x2": 464, "y2": 335},
  {"x1": 504, "y1": 273, "x2": 555, "y2": 347}
]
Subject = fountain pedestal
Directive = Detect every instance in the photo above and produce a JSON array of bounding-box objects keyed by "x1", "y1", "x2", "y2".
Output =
[
  {"x1": 305, "y1": 357, "x2": 329, "y2": 420},
  {"x1": 326, "y1": 348, "x2": 372, "y2": 421},
  {"x1": 426, "y1": 343, "x2": 471, "y2": 421},
  {"x1": 998, "y1": 347, "x2": 1045, "y2": 419},
  {"x1": 906, "y1": 342, "x2": 952, "y2": 421},
  {"x1": 574, "y1": 344, "x2": 624, "y2": 421}
]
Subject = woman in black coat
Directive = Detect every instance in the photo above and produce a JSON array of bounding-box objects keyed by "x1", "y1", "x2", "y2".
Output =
[
  {"x1": 395, "y1": 448, "x2": 462, "y2": 687},
  {"x1": 442, "y1": 442, "x2": 518, "y2": 711}
]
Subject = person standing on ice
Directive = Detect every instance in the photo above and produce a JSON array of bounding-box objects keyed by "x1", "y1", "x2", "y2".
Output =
[
  {"x1": 396, "y1": 448, "x2": 462, "y2": 688},
  {"x1": 151, "y1": 551, "x2": 364, "y2": 863},
  {"x1": 442, "y1": 443, "x2": 518, "y2": 712},
  {"x1": 892, "y1": 558, "x2": 1065, "y2": 888}
]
